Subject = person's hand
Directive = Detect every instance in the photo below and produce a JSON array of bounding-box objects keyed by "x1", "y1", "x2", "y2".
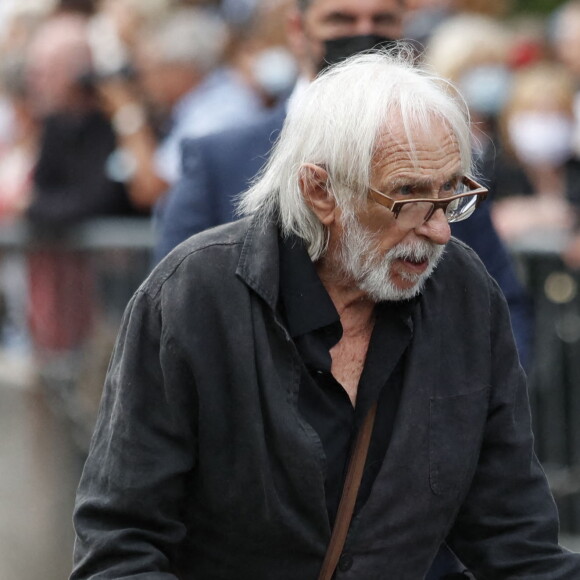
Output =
[
  {"x1": 97, "y1": 77, "x2": 138, "y2": 117},
  {"x1": 96, "y1": 78, "x2": 147, "y2": 139}
]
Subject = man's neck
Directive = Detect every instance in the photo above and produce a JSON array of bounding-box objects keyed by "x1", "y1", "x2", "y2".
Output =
[
  {"x1": 316, "y1": 258, "x2": 375, "y2": 334},
  {"x1": 322, "y1": 276, "x2": 375, "y2": 406},
  {"x1": 314, "y1": 254, "x2": 377, "y2": 406}
]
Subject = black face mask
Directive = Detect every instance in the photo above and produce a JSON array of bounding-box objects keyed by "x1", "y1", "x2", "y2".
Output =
[{"x1": 318, "y1": 34, "x2": 399, "y2": 73}]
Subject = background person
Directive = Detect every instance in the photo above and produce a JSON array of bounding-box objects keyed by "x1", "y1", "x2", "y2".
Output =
[
  {"x1": 24, "y1": 9, "x2": 141, "y2": 228},
  {"x1": 22, "y1": 9, "x2": 145, "y2": 360},
  {"x1": 491, "y1": 63, "x2": 579, "y2": 245},
  {"x1": 96, "y1": 5, "x2": 268, "y2": 210}
]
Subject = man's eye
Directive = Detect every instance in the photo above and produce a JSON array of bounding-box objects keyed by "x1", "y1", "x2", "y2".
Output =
[
  {"x1": 325, "y1": 13, "x2": 355, "y2": 25},
  {"x1": 441, "y1": 180, "x2": 460, "y2": 194},
  {"x1": 397, "y1": 185, "x2": 414, "y2": 196}
]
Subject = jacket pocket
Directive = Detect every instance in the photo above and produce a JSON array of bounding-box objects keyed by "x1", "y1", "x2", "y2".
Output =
[{"x1": 429, "y1": 386, "x2": 490, "y2": 496}]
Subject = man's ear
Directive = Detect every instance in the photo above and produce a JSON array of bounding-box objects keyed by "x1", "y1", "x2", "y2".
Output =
[{"x1": 299, "y1": 163, "x2": 337, "y2": 225}]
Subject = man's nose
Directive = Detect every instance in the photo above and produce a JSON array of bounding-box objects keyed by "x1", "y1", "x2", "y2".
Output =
[{"x1": 415, "y1": 209, "x2": 451, "y2": 245}]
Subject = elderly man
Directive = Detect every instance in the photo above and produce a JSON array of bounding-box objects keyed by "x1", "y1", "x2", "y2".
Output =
[{"x1": 72, "y1": 51, "x2": 578, "y2": 579}]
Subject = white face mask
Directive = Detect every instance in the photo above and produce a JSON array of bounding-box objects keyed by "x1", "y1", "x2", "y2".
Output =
[
  {"x1": 508, "y1": 111, "x2": 574, "y2": 166},
  {"x1": 251, "y1": 47, "x2": 298, "y2": 98},
  {"x1": 458, "y1": 64, "x2": 512, "y2": 117}
]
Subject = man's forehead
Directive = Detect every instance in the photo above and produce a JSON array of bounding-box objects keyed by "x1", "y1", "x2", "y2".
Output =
[
  {"x1": 372, "y1": 119, "x2": 462, "y2": 181},
  {"x1": 375, "y1": 121, "x2": 457, "y2": 148}
]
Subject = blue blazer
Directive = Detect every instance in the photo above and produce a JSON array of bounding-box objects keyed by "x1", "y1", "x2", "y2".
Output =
[{"x1": 155, "y1": 105, "x2": 531, "y2": 369}]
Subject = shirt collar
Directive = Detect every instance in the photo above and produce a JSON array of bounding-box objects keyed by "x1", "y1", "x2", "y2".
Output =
[{"x1": 278, "y1": 232, "x2": 339, "y2": 338}]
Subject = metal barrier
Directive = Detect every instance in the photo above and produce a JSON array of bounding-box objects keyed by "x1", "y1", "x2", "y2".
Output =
[
  {"x1": 0, "y1": 218, "x2": 154, "y2": 450},
  {"x1": 2, "y1": 218, "x2": 580, "y2": 530},
  {"x1": 511, "y1": 232, "x2": 580, "y2": 533}
]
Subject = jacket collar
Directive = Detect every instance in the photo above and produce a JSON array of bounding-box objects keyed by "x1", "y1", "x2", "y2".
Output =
[
  {"x1": 235, "y1": 214, "x2": 422, "y2": 320},
  {"x1": 278, "y1": 233, "x2": 339, "y2": 338},
  {"x1": 236, "y1": 215, "x2": 281, "y2": 311}
]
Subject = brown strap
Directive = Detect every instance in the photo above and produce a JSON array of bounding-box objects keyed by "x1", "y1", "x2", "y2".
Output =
[{"x1": 317, "y1": 403, "x2": 378, "y2": 580}]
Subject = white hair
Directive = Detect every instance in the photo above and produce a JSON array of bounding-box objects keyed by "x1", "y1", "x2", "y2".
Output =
[
  {"x1": 238, "y1": 48, "x2": 474, "y2": 260},
  {"x1": 147, "y1": 8, "x2": 227, "y2": 74}
]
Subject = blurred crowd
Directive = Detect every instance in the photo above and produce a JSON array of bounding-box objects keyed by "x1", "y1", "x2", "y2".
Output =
[
  {"x1": 0, "y1": 0, "x2": 298, "y2": 222},
  {"x1": 422, "y1": 0, "x2": 580, "y2": 261},
  {"x1": 0, "y1": 0, "x2": 297, "y2": 368},
  {"x1": 1, "y1": 0, "x2": 580, "y2": 383}
]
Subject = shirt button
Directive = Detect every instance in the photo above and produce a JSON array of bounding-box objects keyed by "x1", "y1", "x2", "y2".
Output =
[{"x1": 338, "y1": 552, "x2": 353, "y2": 572}]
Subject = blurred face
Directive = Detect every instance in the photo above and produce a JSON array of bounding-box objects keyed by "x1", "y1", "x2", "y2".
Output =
[
  {"x1": 134, "y1": 46, "x2": 171, "y2": 105},
  {"x1": 134, "y1": 44, "x2": 197, "y2": 109},
  {"x1": 330, "y1": 117, "x2": 456, "y2": 301},
  {"x1": 26, "y1": 48, "x2": 70, "y2": 114},
  {"x1": 505, "y1": 73, "x2": 576, "y2": 168},
  {"x1": 507, "y1": 106, "x2": 575, "y2": 168},
  {"x1": 292, "y1": 0, "x2": 405, "y2": 78},
  {"x1": 25, "y1": 23, "x2": 92, "y2": 115}
]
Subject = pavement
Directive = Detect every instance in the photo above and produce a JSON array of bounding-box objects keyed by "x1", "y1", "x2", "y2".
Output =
[{"x1": 0, "y1": 359, "x2": 83, "y2": 580}]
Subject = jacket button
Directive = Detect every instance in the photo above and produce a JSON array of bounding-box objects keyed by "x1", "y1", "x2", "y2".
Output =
[{"x1": 338, "y1": 552, "x2": 353, "y2": 572}]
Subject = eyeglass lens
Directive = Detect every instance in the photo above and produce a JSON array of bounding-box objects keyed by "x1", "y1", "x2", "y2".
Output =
[{"x1": 397, "y1": 194, "x2": 478, "y2": 228}]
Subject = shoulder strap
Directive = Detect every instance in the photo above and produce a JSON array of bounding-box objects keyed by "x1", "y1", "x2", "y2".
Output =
[{"x1": 317, "y1": 403, "x2": 378, "y2": 580}]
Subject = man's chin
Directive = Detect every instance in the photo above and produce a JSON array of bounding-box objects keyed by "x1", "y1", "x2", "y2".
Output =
[
  {"x1": 384, "y1": 281, "x2": 426, "y2": 302},
  {"x1": 337, "y1": 220, "x2": 446, "y2": 303},
  {"x1": 358, "y1": 271, "x2": 427, "y2": 303},
  {"x1": 359, "y1": 252, "x2": 445, "y2": 302}
]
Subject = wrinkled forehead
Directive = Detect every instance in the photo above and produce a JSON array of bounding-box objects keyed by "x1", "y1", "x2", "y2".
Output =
[{"x1": 372, "y1": 115, "x2": 463, "y2": 182}]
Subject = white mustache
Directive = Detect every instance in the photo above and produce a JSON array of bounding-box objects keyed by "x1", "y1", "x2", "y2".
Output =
[{"x1": 387, "y1": 239, "x2": 443, "y2": 263}]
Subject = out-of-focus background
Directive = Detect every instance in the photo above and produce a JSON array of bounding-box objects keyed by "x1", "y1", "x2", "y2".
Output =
[{"x1": 3, "y1": 0, "x2": 580, "y2": 577}]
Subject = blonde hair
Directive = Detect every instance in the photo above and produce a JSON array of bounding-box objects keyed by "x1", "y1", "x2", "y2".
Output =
[{"x1": 424, "y1": 14, "x2": 512, "y2": 83}]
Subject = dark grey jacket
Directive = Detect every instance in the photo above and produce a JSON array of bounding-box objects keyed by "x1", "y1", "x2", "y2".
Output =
[{"x1": 72, "y1": 216, "x2": 580, "y2": 579}]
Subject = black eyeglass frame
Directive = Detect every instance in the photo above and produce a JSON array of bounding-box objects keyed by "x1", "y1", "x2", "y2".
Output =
[{"x1": 368, "y1": 176, "x2": 488, "y2": 224}]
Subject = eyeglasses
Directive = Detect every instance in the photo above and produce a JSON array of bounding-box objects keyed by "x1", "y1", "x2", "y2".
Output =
[{"x1": 368, "y1": 176, "x2": 488, "y2": 229}]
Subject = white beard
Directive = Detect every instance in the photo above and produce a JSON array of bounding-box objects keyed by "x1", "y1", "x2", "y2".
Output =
[{"x1": 337, "y1": 215, "x2": 446, "y2": 302}]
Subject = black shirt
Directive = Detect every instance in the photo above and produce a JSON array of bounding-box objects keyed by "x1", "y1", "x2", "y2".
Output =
[{"x1": 278, "y1": 234, "x2": 415, "y2": 526}]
